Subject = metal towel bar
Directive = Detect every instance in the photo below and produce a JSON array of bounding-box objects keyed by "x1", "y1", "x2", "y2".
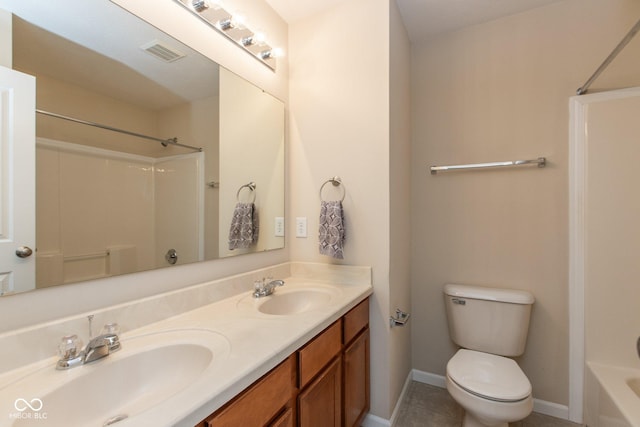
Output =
[{"x1": 430, "y1": 157, "x2": 546, "y2": 175}]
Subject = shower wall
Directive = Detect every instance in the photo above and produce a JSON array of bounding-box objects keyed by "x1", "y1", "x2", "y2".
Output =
[
  {"x1": 154, "y1": 153, "x2": 203, "y2": 268},
  {"x1": 36, "y1": 139, "x2": 201, "y2": 288},
  {"x1": 582, "y1": 92, "x2": 640, "y2": 369},
  {"x1": 36, "y1": 139, "x2": 155, "y2": 287}
]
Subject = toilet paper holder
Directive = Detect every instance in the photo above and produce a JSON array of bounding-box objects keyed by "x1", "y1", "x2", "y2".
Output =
[{"x1": 389, "y1": 309, "x2": 410, "y2": 327}]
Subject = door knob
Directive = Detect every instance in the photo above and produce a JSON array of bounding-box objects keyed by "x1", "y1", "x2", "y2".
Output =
[{"x1": 16, "y1": 246, "x2": 33, "y2": 258}]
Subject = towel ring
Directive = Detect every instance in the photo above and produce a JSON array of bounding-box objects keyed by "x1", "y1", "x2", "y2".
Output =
[
  {"x1": 319, "y1": 176, "x2": 346, "y2": 202},
  {"x1": 237, "y1": 182, "x2": 256, "y2": 203}
]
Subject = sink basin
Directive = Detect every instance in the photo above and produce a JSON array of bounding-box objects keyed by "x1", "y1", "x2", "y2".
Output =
[
  {"x1": 0, "y1": 329, "x2": 230, "y2": 427},
  {"x1": 237, "y1": 285, "x2": 338, "y2": 316},
  {"x1": 258, "y1": 290, "x2": 332, "y2": 315}
]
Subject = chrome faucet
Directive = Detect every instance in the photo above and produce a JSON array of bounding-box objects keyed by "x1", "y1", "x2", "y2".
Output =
[
  {"x1": 253, "y1": 278, "x2": 285, "y2": 298},
  {"x1": 56, "y1": 322, "x2": 121, "y2": 370}
]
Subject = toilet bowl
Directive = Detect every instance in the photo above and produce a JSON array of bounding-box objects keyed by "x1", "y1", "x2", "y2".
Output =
[
  {"x1": 443, "y1": 284, "x2": 535, "y2": 427},
  {"x1": 446, "y1": 349, "x2": 533, "y2": 427}
]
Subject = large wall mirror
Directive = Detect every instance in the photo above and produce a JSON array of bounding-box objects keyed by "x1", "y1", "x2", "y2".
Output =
[{"x1": 0, "y1": 0, "x2": 285, "y2": 295}]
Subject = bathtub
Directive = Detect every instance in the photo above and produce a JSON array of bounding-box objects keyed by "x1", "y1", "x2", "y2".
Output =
[{"x1": 585, "y1": 362, "x2": 640, "y2": 427}]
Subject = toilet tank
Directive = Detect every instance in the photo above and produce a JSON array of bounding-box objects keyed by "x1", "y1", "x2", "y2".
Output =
[{"x1": 444, "y1": 283, "x2": 535, "y2": 357}]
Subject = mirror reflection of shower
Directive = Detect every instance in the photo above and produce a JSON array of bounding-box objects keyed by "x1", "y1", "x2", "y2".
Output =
[{"x1": 2, "y1": 0, "x2": 285, "y2": 294}]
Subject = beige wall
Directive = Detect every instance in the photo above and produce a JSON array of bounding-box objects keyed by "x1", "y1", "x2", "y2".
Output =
[
  {"x1": 411, "y1": 0, "x2": 640, "y2": 407},
  {"x1": 287, "y1": 0, "x2": 387, "y2": 417},
  {"x1": 289, "y1": 0, "x2": 411, "y2": 419},
  {"x1": 157, "y1": 96, "x2": 220, "y2": 259},
  {"x1": 218, "y1": 68, "x2": 285, "y2": 258},
  {"x1": 31, "y1": 74, "x2": 165, "y2": 157},
  {"x1": 389, "y1": 0, "x2": 413, "y2": 415},
  {"x1": 0, "y1": 9, "x2": 10, "y2": 68}
]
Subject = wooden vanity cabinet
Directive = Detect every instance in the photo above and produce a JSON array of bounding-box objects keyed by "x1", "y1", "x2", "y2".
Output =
[
  {"x1": 298, "y1": 356, "x2": 342, "y2": 427},
  {"x1": 270, "y1": 407, "x2": 294, "y2": 427},
  {"x1": 342, "y1": 299, "x2": 370, "y2": 427},
  {"x1": 297, "y1": 321, "x2": 343, "y2": 427},
  {"x1": 204, "y1": 355, "x2": 296, "y2": 427},
  {"x1": 196, "y1": 297, "x2": 370, "y2": 427}
]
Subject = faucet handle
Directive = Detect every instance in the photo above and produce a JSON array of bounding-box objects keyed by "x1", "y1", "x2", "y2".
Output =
[
  {"x1": 99, "y1": 323, "x2": 122, "y2": 352},
  {"x1": 58, "y1": 334, "x2": 83, "y2": 360},
  {"x1": 101, "y1": 322, "x2": 120, "y2": 335}
]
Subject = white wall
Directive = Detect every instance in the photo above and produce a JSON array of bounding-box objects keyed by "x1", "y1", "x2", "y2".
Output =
[{"x1": 410, "y1": 0, "x2": 640, "y2": 408}]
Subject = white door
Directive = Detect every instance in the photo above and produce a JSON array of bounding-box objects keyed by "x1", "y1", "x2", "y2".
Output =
[{"x1": 0, "y1": 66, "x2": 35, "y2": 295}]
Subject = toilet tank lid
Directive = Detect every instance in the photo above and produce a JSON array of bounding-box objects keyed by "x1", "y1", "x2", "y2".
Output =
[{"x1": 444, "y1": 284, "x2": 534, "y2": 305}]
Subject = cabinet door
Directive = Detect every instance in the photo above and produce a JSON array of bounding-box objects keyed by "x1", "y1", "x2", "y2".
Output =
[
  {"x1": 344, "y1": 328, "x2": 369, "y2": 427},
  {"x1": 269, "y1": 407, "x2": 293, "y2": 427},
  {"x1": 298, "y1": 356, "x2": 342, "y2": 427}
]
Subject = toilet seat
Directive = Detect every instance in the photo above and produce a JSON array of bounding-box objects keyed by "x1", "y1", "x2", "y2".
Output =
[{"x1": 447, "y1": 349, "x2": 531, "y2": 402}]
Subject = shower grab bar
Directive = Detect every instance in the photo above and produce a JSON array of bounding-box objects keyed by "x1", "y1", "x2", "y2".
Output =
[
  {"x1": 36, "y1": 109, "x2": 203, "y2": 152},
  {"x1": 577, "y1": 16, "x2": 640, "y2": 95},
  {"x1": 430, "y1": 157, "x2": 546, "y2": 174},
  {"x1": 63, "y1": 250, "x2": 110, "y2": 262}
]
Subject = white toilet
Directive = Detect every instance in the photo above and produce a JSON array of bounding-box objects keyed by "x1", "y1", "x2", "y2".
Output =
[{"x1": 443, "y1": 283, "x2": 535, "y2": 427}]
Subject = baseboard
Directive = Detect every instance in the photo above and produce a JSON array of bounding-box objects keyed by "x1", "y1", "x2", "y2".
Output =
[
  {"x1": 362, "y1": 370, "x2": 413, "y2": 427},
  {"x1": 411, "y1": 368, "x2": 446, "y2": 388},
  {"x1": 411, "y1": 369, "x2": 570, "y2": 421},
  {"x1": 532, "y1": 398, "x2": 569, "y2": 420},
  {"x1": 362, "y1": 413, "x2": 390, "y2": 427}
]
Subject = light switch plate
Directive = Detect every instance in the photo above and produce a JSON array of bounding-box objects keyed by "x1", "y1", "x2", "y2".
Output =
[
  {"x1": 295, "y1": 217, "x2": 307, "y2": 238},
  {"x1": 275, "y1": 217, "x2": 284, "y2": 237}
]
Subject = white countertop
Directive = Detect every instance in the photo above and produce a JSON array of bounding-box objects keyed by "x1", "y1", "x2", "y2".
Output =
[{"x1": 0, "y1": 270, "x2": 372, "y2": 427}]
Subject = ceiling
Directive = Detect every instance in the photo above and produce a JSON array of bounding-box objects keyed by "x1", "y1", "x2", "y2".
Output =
[{"x1": 265, "y1": 0, "x2": 565, "y2": 42}]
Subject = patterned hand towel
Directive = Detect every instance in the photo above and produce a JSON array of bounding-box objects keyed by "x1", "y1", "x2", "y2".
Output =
[
  {"x1": 319, "y1": 200, "x2": 345, "y2": 259},
  {"x1": 228, "y1": 202, "x2": 259, "y2": 250}
]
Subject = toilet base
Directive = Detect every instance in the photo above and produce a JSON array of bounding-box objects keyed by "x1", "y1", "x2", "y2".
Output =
[
  {"x1": 462, "y1": 411, "x2": 508, "y2": 427},
  {"x1": 446, "y1": 373, "x2": 532, "y2": 427}
]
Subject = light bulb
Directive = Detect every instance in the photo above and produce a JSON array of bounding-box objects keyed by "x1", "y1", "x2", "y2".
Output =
[
  {"x1": 191, "y1": 0, "x2": 209, "y2": 13},
  {"x1": 253, "y1": 31, "x2": 267, "y2": 46},
  {"x1": 231, "y1": 13, "x2": 246, "y2": 30}
]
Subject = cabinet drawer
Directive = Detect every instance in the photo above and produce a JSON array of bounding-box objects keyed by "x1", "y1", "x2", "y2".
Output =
[
  {"x1": 207, "y1": 355, "x2": 295, "y2": 426},
  {"x1": 298, "y1": 320, "x2": 342, "y2": 388},
  {"x1": 343, "y1": 298, "x2": 369, "y2": 345}
]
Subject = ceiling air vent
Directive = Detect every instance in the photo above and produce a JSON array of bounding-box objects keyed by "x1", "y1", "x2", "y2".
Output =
[{"x1": 140, "y1": 40, "x2": 186, "y2": 63}]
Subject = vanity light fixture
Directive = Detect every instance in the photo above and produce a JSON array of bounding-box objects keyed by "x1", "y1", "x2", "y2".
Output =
[{"x1": 174, "y1": 0, "x2": 281, "y2": 71}]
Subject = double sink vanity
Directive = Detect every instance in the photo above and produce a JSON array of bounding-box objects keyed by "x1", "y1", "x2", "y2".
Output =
[{"x1": 0, "y1": 263, "x2": 372, "y2": 427}]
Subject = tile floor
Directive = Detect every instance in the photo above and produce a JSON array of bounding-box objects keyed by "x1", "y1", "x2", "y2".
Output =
[{"x1": 394, "y1": 382, "x2": 583, "y2": 427}]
